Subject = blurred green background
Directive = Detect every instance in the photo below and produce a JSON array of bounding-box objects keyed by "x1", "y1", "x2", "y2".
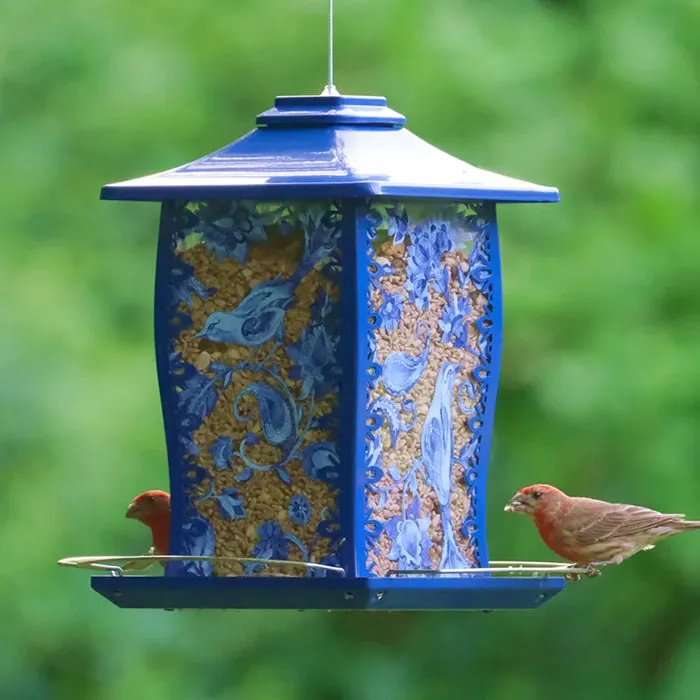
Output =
[{"x1": 2, "y1": 0, "x2": 700, "y2": 698}]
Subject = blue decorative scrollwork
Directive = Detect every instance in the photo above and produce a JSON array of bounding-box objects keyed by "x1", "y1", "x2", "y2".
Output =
[
  {"x1": 363, "y1": 200, "x2": 496, "y2": 576},
  {"x1": 178, "y1": 515, "x2": 215, "y2": 577},
  {"x1": 421, "y1": 361, "x2": 470, "y2": 570},
  {"x1": 160, "y1": 200, "x2": 346, "y2": 577},
  {"x1": 159, "y1": 196, "x2": 496, "y2": 579}
]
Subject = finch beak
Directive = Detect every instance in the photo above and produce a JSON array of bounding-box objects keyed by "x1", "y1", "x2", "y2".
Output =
[
  {"x1": 125, "y1": 502, "x2": 140, "y2": 519},
  {"x1": 504, "y1": 498, "x2": 524, "y2": 513}
]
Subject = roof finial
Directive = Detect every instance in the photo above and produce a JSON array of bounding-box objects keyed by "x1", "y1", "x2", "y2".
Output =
[{"x1": 321, "y1": 0, "x2": 339, "y2": 95}]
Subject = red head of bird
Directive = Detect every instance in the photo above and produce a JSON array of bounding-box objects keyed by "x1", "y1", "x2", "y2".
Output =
[
  {"x1": 504, "y1": 484, "x2": 567, "y2": 521},
  {"x1": 126, "y1": 490, "x2": 171, "y2": 556}
]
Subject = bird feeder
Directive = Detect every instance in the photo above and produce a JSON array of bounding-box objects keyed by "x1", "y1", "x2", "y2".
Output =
[{"x1": 60, "y1": 90, "x2": 585, "y2": 611}]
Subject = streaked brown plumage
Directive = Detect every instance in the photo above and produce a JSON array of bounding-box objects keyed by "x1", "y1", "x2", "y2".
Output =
[{"x1": 504, "y1": 484, "x2": 700, "y2": 569}]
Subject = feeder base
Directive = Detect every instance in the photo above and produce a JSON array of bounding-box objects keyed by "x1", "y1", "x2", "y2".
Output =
[{"x1": 91, "y1": 575, "x2": 566, "y2": 611}]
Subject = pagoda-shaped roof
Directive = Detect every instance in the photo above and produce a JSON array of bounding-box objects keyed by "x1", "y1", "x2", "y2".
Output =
[{"x1": 101, "y1": 95, "x2": 559, "y2": 203}]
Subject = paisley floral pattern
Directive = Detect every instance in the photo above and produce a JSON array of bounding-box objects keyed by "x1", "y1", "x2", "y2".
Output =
[
  {"x1": 156, "y1": 197, "x2": 497, "y2": 580},
  {"x1": 363, "y1": 200, "x2": 496, "y2": 576},
  {"x1": 157, "y1": 201, "x2": 345, "y2": 577}
]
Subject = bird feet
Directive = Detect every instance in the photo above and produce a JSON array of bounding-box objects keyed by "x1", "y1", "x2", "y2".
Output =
[
  {"x1": 564, "y1": 565, "x2": 601, "y2": 582},
  {"x1": 565, "y1": 556, "x2": 622, "y2": 581}
]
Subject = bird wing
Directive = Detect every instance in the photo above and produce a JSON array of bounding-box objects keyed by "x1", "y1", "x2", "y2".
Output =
[{"x1": 569, "y1": 502, "x2": 686, "y2": 546}]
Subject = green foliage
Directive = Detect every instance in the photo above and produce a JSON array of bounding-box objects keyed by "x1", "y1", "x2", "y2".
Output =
[{"x1": 1, "y1": 0, "x2": 699, "y2": 697}]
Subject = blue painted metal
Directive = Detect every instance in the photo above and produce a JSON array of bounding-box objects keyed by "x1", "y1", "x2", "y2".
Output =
[
  {"x1": 91, "y1": 574, "x2": 567, "y2": 610},
  {"x1": 100, "y1": 91, "x2": 561, "y2": 610},
  {"x1": 338, "y1": 201, "x2": 363, "y2": 579},
  {"x1": 101, "y1": 95, "x2": 559, "y2": 203},
  {"x1": 256, "y1": 95, "x2": 406, "y2": 127},
  {"x1": 351, "y1": 204, "x2": 373, "y2": 578},
  {"x1": 152, "y1": 203, "x2": 193, "y2": 577},
  {"x1": 469, "y1": 204, "x2": 503, "y2": 567}
]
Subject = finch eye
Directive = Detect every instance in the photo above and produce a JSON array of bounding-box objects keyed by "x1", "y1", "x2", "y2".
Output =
[{"x1": 531, "y1": 491, "x2": 542, "y2": 500}]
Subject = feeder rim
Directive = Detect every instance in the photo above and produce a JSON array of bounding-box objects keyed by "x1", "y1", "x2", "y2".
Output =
[
  {"x1": 58, "y1": 555, "x2": 591, "y2": 579},
  {"x1": 57, "y1": 555, "x2": 346, "y2": 577},
  {"x1": 387, "y1": 561, "x2": 594, "y2": 577}
]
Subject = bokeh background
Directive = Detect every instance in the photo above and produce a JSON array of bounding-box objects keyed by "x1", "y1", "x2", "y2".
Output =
[{"x1": 2, "y1": 0, "x2": 699, "y2": 698}]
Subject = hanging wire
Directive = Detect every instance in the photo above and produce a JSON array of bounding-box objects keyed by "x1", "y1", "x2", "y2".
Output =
[{"x1": 321, "y1": 0, "x2": 339, "y2": 95}]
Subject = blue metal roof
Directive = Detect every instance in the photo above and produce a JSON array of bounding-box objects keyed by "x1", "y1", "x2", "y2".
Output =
[{"x1": 101, "y1": 94, "x2": 560, "y2": 203}]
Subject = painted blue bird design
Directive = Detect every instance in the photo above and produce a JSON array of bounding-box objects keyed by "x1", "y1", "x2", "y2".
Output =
[
  {"x1": 421, "y1": 361, "x2": 471, "y2": 570},
  {"x1": 193, "y1": 273, "x2": 298, "y2": 347},
  {"x1": 193, "y1": 213, "x2": 339, "y2": 347}
]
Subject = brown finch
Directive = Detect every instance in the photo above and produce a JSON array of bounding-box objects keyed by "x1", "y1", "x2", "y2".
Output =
[
  {"x1": 124, "y1": 490, "x2": 171, "y2": 570},
  {"x1": 505, "y1": 484, "x2": 700, "y2": 570}
]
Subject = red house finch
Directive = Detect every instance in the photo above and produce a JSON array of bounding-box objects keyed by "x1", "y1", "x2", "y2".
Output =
[
  {"x1": 505, "y1": 484, "x2": 700, "y2": 571},
  {"x1": 125, "y1": 490, "x2": 170, "y2": 570}
]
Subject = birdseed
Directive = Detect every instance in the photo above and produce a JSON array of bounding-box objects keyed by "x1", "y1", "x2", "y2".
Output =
[
  {"x1": 173, "y1": 225, "x2": 338, "y2": 577},
  {"x1": 365, "y1": 233, "x2": 487, "y2": 575}
]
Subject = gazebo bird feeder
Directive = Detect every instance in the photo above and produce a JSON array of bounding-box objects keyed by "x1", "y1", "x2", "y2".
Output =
[{"x1": 59, "y1": 5, "x2": 588, "y2": 610}]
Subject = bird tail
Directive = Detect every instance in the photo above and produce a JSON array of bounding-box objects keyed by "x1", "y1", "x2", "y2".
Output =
[{"x1": 676, "y1": 520, "x2": 700, "y2": 530}]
